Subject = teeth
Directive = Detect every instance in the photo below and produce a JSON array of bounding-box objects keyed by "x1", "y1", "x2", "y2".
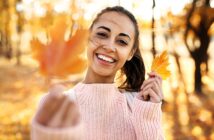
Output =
[{"x1": 97, "y1": 54, "x2": 114, "y2": 63}]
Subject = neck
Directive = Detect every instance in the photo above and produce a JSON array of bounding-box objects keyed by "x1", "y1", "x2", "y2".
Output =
[{"x1": 83, "y1": 68, "x2": 115, "y2": 84}]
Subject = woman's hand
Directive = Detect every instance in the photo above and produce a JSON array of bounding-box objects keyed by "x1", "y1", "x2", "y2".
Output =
[
  {"x1": 35, "y1": 85, "x2": 80, "y2": 128},
  {"x1": 137, "y1": 72, "x2": 163, "y2": 103}
]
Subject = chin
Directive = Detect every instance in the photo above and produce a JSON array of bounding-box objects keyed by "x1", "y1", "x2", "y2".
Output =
[{"x1": 93, "y1": 68, "x2": 115, "y2": 77}]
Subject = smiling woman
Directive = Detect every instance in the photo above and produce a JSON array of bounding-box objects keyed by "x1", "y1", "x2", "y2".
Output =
[
  {"x1": 31, "y1": 6, "x2": 165, "y2": 140},
  {"x1": 86, "y1": 11, "x2": 136, "y2": 83}
]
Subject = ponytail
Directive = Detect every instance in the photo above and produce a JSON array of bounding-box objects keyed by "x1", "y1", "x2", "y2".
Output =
[{"x1": 120, "y1": 47, "x2": 145, "y2": 92}]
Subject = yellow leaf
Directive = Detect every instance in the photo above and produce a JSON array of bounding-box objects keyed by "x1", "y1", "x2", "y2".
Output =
[{"x1": 151, "y1": 50, "x2": 171, "y2": 80}]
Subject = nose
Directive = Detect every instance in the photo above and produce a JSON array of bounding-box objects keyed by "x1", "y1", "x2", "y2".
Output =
[
  {"x1": 103, "y1": 45, "x2": 116, "y2": 52},
  {"x1": 102, "y1": 41, "x2": 116, "y2": 52},
  {"x1": 109, "y1": 45, "x2": 116, "y2": 52}
]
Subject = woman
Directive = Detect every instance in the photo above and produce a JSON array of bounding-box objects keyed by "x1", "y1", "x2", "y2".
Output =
[{"x1": 31, "y1": 6, "x2": 164, "y2": 140}]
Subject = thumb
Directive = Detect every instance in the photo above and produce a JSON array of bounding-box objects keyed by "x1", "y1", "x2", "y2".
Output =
[
  {"x1": 49, "y1": 84, "x2": 66, "y2": 95},
  {"x1": 147, "y1": 71, "x2": 158, "y2": 78}
]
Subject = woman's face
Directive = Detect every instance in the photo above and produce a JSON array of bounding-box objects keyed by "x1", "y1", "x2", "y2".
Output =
[{"x1": 87, "y1": 11, "x2": 135, "y2": 79}]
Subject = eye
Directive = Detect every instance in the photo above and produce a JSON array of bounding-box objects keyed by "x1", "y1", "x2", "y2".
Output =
[
  {"x1": 96, "y1": 32, "x2": 108, "y2": 38},
  {"x1": 117, "y1": 39, "x2": 128, "y2": 46}
]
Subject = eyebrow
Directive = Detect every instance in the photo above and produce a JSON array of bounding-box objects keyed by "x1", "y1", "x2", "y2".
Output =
[
  {"x1": 97, "y1": 26, "x2": 131, "y2": 40},
  {"x1": 97, "y1": 26, "x2": 110, "y2": 32},
  {"x1": 119, "y1": 33, "x2": 131, "y2": 40}
]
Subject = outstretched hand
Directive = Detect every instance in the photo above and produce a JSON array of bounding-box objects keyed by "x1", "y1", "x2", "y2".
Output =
[
  {"x1": 35, "y1": 84, "x2": 80, "y2": 128},
  {"x1": 137, "y1": 72, "x2": 163, "y2": 103}
]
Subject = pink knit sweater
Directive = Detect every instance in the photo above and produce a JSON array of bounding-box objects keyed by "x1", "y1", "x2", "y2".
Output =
[{"x1": 31, "y1": 83, "x2": 164, "y2": 140}]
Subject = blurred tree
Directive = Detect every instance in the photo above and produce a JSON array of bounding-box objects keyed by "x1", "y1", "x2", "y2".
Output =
[
  {"x1": 16, "y1": 0, "x2": 24, "y2": 65},
  {"x1": 40, "y1": 4, "x2": 54, "y2": 42},
  {"x1": 0, "y1": 1, "x2": 4, "y2": 55},
  {"x1": 184, "y1": 0, "x2": 214, "y2": 94},
  {"x1": 151, "y1": 0, "x2": 156, "y2": 57},
  {"x1": 0, "y1": 1, "x2": 2, "y2": 52},
  {"x1": 0, "y1": 31, "x2": 2, "y2": 53},
  {"x1": 0, "y1": 0, "x2": 12, "y2": 59}
]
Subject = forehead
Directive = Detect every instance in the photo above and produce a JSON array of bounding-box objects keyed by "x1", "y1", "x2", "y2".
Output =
[{"x1": 93, "y1": 12, "x2": 135, "y2": 36}]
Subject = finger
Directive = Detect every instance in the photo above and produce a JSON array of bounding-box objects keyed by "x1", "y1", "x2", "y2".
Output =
[
  {"x1": 146, "y1": 80, "x2": 163, "y2": 100},
  {"x1": 36, "y1": 94, "x2": 66, "y2": 125},
  {"x1": 154, "y1": 77, "x2": 163, "y2": 99},
  {"x1": 147, "y1": 88, "x2": 161, "y2": 103},
  {"x1": 142, "y1": 84, "x2": 153, "y2": 93},
  {"x1": 61, "y1": 100, "x2": 76, "y2": 123},
  {"x1": 143, "y1": 94, "x2": 150, "y2": 101},
  {"x1": 151, "y1": 83, "x2": 163, "y2": 100},
  {"x1": 40, "y1": 84, "x2": 66, "y2": 120},
  {"x1": 141, "y1": 79, "x2": 160, "y2": 97},
  {"x1": 139, "y1": 79, "x2": 156, "y2": 100},
  {"x1": 155, "y1": 75, "x2": 162, "y2": 86},
  {"x1": 141, "y1": 90, "x2": 150, "y2": 101},
  {"x1": 154, "y1": 73, "x2": 162, "y2": 80},
  {"x1": 140, "y1": 86, "x2": 162, "y2": 102},
  {"x1": 148, "y1": 77, "x2": 162, "y2": 96},
  {"x1": 152, "y1": 80, "x2": 160, "y2": 93},
  {"x1": 61, "y1": 102, "x2": 80, "y2": 127},
  {"x1": 137, "y1": 89, "x2": 150, "y2": 101},
  {"x1": 38, "y1": 84, "x2": 66, "y2": 119},
  {"x1": 49, "y1": 84, "x2": 66, "y2": 95},
  {"x1": 147, "y1": 72, "x2": 156, "y2": 78},
  {"x1": 137, "y1": 92, "x2": 149, "y2": 101},
  {"x1": 147, "y1": 71, "x2": 160, "y2": 77},
  {"x1": 148, "y1": 72, "x2": 162, "y2": 82},
  {"x1": 46, "y1": 97, "x2": 71, "y2": 127},
  {"x1": 141, "y1": 78, "x2": 156, "y2": 90}
]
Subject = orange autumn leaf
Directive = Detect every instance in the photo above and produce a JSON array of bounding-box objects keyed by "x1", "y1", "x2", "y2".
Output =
[
  {"x1": 31, "y1": 16, "x2": 88, "y2": 77},
  {"x1": 151, "y1": 51, "x2": 171, "y2": 80}
]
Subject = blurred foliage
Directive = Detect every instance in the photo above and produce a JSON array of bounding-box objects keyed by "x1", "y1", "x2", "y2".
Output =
[{"x1": 0, "y1": 64, "x2": 44, "y2": 140}]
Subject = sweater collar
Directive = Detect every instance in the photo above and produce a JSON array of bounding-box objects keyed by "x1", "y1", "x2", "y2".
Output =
[{"x1": 74, "y1": 82, "x2": 121, "y2": 97}]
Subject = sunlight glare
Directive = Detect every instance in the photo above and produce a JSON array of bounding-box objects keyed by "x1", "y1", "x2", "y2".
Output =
[
  {"x1": 192, "y1": 126, "x2": 203, "y2": 137},
  {"x1": 34, "y1": 2, "x2": 46, "y2": 17},
  {"x1": 179, "y1": 105, "x2": 189, "y2": 126},
  {"x1": 199, "y1": 109, "x2": 212, "y2": 124},
  {"x1": 211, "y1": 0, "x2": 214, "y2": 8},
  {"x1": 53, "y1": 0, "x2": 71, "y2": 13},
  {"x1": 23, "y1": 0, "x2": 34, "y2": 5}
]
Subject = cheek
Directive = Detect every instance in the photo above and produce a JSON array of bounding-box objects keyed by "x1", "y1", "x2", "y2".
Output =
[
  {"x1": 87, "y1": 45, "x2": 94, "y2": 61},
  {"x1": 87, "y1": 40, "x2": 98, "y2": 63},
  {"x1": 117, "y1": 50, "x2": 132, "y2": 66}
]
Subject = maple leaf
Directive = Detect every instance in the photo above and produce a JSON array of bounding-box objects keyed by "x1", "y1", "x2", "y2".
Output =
[
  {"x1": 31, "y1": 16, "x2": 88, "y2": 77},
  {"x1": 151, "y1": 50, "x2": 171, "y2": 80}
]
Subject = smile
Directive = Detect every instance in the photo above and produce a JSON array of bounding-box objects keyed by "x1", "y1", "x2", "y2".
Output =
[{"x1": 96, "y1": 53, "x2": 117, "y2": 63}]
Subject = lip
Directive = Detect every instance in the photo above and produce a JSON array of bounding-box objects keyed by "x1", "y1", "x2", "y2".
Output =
[
  {"x1": 97, "y1": 53, "x2": 117, "y2": 61},
  {"x1": 95, "y1": 53, "x2": 117, "y2": 66}
]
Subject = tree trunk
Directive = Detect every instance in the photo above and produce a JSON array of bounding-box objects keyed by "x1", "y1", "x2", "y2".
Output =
[
  {"x1": 193, "y1": 14, "x2": 211, "y2": 94},
  {"x1": 194, "y1": 57, "x2": 202, "y2": 94},
  {"x1": 184, "y1": 0, "x2": 213, "y2": 94},
  {"x1": 151, "y1": 0, "x2": 156, "y2": 57}
]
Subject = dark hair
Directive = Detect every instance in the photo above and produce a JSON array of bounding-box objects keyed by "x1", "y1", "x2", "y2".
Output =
[{"x1": 90, "y1": 6, "x2": 145, "y2": 92}]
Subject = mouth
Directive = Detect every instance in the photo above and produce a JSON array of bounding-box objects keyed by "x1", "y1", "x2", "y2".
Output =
[{"x1": 95, "y1": 53, "x2": 117, "y2": 64}]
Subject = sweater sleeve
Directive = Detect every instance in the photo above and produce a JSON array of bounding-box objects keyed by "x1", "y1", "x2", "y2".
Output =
[
  {"x1": 131, "y1": 98, "x2": 164, "y2": 140},
  {"x1": 30, "y1": 92, "x2": 84, "y2": 140},
  {"x1": 31, "y1": 118, "x2": 84, "y2": 140}
]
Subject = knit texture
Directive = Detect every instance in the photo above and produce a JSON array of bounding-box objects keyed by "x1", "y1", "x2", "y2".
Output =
[{"x1": 31, "y1": 83, "x2": 164, "y2": 140}]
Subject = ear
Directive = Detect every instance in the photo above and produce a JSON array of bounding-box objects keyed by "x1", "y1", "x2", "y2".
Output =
[{"x1": 127, "y1": 49, "x2": 136, "y2": 61}]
